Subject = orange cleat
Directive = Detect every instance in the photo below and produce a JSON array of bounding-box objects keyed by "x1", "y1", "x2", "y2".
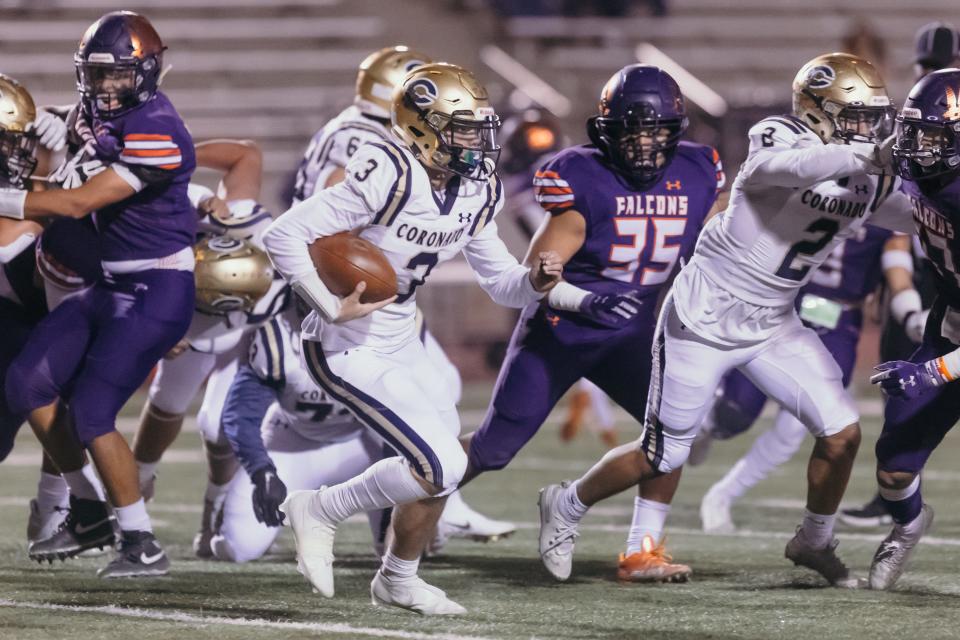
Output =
[
  {"x1": 617, "y1": 535, "x2": 692, "y2": 583},
  {"x1": 560, "y1": 390, "x2": 590, "y2": 443}
]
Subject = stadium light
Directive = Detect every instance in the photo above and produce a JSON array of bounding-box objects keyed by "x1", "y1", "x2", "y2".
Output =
[
  {"x1": 635, "y1": 43, "x2": 728, "y2": 118},
  {"x1": 479, "y1": 45, "x2": 572, "y2": 118}
]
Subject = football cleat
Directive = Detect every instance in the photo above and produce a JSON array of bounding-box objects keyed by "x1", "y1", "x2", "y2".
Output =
[
  {"x1": 700, "y1": 484, "x2": 735, "y2": 534},
  {"x1": 370, "y1": 570, "x2": 466, "y2": 615},
  {"x1": 869, "y1": 504, "x2": 934, "y2": 591},
  {"x1": 784, "y1": 528, "x2": 858, "y2": 588},
  {"x1": 537, "y1": 482, "x2": 580, "y2": 581},
  {"x1": 560, "y1": 390, "x2": 590, "y2": 443},
  {"x1": 440, "y1": 500, "x2": 517, "y2": 544},
  {"x1": 27, "y1": 498, "x2": 67, "y2": 545},
  {"x1": 28, "y1": 495, "x2": 116, "y2": 563},
  {"x1": 839, "y1": 494, "x2": 893, "y2": 528},
  {"x1": 193, "y1": 496, "x2": 225, "y2": 559},
  {"x1": 97, "y1": 530, "x2": 169, "y2": 578},
  {"x1": 617, "y1": 536, "x2": 692, "y2": 583},
  {"x1": 279, "y1": 489, "x2": 337, "y2": 598}
]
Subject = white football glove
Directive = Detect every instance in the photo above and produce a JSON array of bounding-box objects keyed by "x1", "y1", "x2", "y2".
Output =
[
  {"x1": 856, "y1": 134, "x2": 896, "y2": 175},
  {"x1": 28, "y1": 110, "x2": 67, "y2": 152},
  {"x1": 48, "y1": 143, "x2": 106, "y2": 190}
]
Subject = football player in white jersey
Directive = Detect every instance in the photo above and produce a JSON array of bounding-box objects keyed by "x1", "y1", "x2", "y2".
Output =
[
  {"x1": 264, "y1": 62, "x2": 561, "y2": 614},
  {"x1": 130, "y1": 139, "x2": 285, "y2": 556},
  {"x1": 293, "y1": 45, "x2": 515, "y2": 545},
  {"x1": 210, "y1": 307, "x2": 387, "y2": 562},
  {"x1": 537, "y1": 53, "x2": 917, "y2": 587}
]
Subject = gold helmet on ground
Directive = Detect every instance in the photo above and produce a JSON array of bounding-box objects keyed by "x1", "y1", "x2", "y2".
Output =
[
  {"x1": 194, "y1": 236, "x2": 274, "y2": 315},
  {"x1": 355, "y1": 45, "x2": 433, "y2": 119},
  {"x1": 792, "y1": 52, "x2": 894, "y2": 144},
  {"x1": 391, "y1": 62, "x2": 500, "y2": 180},
  {"x1": 0, "y1": 73, "x2": 38, "y2": 188}
]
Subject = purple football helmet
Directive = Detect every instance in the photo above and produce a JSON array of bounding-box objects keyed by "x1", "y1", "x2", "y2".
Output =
[{"x1": 895, "y1": 67, "x2": 960, "y2": 187}]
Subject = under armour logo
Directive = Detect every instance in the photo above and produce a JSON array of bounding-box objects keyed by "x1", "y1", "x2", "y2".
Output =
[
  {"x1": 665, "y1": 180, "x2": 682, "y2": 191},
  {"x1": 902, "y1": 375, "x2": 917, "y2": 389},
  {"x1": 458, "y1": 212, "x2": 472, "y2": 223},
  {"x1": 855, "y1": 185, "x2": 868, "y2": 195}
]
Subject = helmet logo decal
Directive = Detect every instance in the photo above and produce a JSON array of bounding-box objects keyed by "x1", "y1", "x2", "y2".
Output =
[
  {"x1": 404, "y1": 59, "x2": 426, "y2": 72},
  {"x1": 945, "y1": 87, "x2": 960, "y2": 120},
  {"x1": 207, "y1": 236, "x2": 243, "y2": 253},
  {"x1": 806, "y1": 65, "x2": 836, "y2": 89},
  {"x1": 409, "y1": 78, "x2": 439, "y2": 107}
]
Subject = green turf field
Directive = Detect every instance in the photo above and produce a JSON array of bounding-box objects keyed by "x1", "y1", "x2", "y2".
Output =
[{"x1": 1, "y1": 388, "x2": 959, "y2": 640}]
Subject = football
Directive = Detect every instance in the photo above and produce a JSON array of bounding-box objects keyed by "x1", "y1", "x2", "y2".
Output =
[{"x1": 308, "y1": 232, "x2": 398, "y2": 303}]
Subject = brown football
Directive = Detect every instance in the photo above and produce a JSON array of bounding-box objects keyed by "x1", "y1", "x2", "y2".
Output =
[{"x1": 308, "y1": 232, "x2": 398, "y2": 303}]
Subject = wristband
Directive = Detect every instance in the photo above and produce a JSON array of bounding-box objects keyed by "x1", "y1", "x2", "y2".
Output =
[
  {"x1": 890, "y1": 289, "x2": 922, "y2": 325},
  {"x1": 0, "y1": 189, "x2": 27, "y2": 220},
  {"x1": 546, "y1": 280, "x2": 590, "y2": 311},
  {"x1": 881, "y1": 249, "x2": 913, "y2": 274}
]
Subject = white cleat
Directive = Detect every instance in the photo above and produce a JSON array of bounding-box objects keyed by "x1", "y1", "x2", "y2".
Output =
[
  {"x1": 370, "y1": 570, "x2": 466, "y2": 615},
  {"x1": 785, "y1": 529, "x2": 859, "y2": 588},
  {"x1": 27, "y1": 498, "x2": 67, "y2": 545},
  {"x1": 279, "y1": 489, "x2": 337, "y2": 598},
  {"x1": 700, "y1": 484, "x2": 735, "y2": 534},
  {"x1": 538, "y1": 482, "x2": 579, "y2": 581},
  {"x1": 438, "y1": 508, "x2": 517, "y2": 544},
  {"x1": 869, "y1": 504, "x2": 934, "y2": 591}
]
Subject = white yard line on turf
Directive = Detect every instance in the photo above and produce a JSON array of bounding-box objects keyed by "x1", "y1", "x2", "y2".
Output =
[{"x1": 0, "y1": 599, "x2": 496, "y2": 640}]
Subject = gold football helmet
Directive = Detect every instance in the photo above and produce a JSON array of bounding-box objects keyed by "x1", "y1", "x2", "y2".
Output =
[
  {"x1": 194, "y1": 236, "x2": 274, "y2": 314},
  {"x1": 793, "y1": 53, "x2": 894, "y2": 144},
  {"x1": 391, "y1": 62, "x2": 500, "y2": 180},
  {"x1": 0, "y1": 73, "x2": 38, "y2": 188},
  {"x1": 355, "y1": 45, "x2": 433, "y2": 119}
]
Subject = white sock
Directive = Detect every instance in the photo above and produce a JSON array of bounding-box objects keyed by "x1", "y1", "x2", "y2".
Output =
[
  {"x1": 137, "y1": 460, "x2": 159, "y2": 490},
  {"x1": 799, "y1": 509, "x2": 836, "y2": 549},
  {"x1": 115, "y1": 499, "x2": 152, "y2": 533},
  {"x1": 62, "y1": 464, "x2": 106, "y2": 501},
  {"x1": 717, "y1": 411, "x2": 808, "y2": 501},
  {"x1": 36, "y1": 471, "x2": 69, "y2": 512},
  {"x1": 310, "y1": 457, "x2": 430, "y2": 524},
  {"x1": 897, "y1": 509, "x2": 927, "y2": 536},
  {"x1": 380, "y1": 548, "x2": 419, "y2": 580},
  {"x1": 625, "y1": 497, "x2": 671, "y2": 554},
  {"x1": 204, "y1": 479, "x2": 230, "y2": 504},
  {"x1": 557, "y1": 480, "x2": 590, "y2": 524},
  {"x1": 441, "y1": 489, "x2": 468, "y2": 521}
]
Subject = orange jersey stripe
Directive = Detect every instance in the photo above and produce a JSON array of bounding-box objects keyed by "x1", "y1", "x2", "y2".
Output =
[
  {"x1": 542, "y1": 201, "x2": 572, "y2": 210},
  {"x1": 122, "y1": 148, "x2": 181, "y2": 158},
  {"x1": 125, "y1": 133, "x2": 174, "y2": 142},
  {"x1": 534, "y1": 170, "x2": 562, "y2": 179},
  {"x1": 157, "y1": 163, "x2": 182, "y2": 170},
  {"x1": 535, "y1": 186, "x2": 574, "y2": 195}
]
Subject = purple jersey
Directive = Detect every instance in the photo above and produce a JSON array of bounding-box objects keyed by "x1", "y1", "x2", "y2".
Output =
[
  {"x1": 534, "y1": 142, "x2": 722, "y2": 301},
  {"x1": 902, "y1": 179, "x2": 960, "y2": 307},
  {"x1": 802, "y1": 224, "x2": 893, "y2": 304},
  {"x1": 88, "y1": 92, "x2": 196, "y2": 261}
]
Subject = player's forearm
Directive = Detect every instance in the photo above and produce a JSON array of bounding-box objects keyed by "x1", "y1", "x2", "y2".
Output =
[
  {"x1": 745, "y1": 143, "x2": 873, "y2": 188},
  {"x1": 221, "y1": 367, "x2": 279, "y2": 477},
  {"x1": 475, "y1": 262, "x2": 542, "y2": 308}
]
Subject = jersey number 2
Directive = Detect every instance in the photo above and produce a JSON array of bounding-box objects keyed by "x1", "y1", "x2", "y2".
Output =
[
  {"x1": 602, "y1": 217, "x2": 687, "y2": 285},
  {"x1": 775, "y1": 218, "x2": 840, "y2": 281}
]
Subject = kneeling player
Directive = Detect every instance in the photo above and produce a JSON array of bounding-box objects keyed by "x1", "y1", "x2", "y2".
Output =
[
  {"x1": 210, "y1": 308, "x2": 385, "y2": 562},
  {"x1": 867, "y1": 69, "x2": 960, "y2": 589},
  {"x1": 462, "y1": 64, "x2": 722, "y2": 584}
]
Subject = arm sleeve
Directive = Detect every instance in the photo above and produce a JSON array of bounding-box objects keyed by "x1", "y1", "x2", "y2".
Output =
[
  {"x1": 113, "y1": 123, "x2": 187, "y2": 189},
  {"x1": 533, "y1": 152, "x2": 582, "y2": 217},
  {"x1": 221, "y1": 365, "x2": 280, "y2": 477},
  {"x1": 462, "y1": 218, "x2": 543, "y2": 308},
  {"x1": 262, "y1": 144, "x2": 396, "y2": 319},
  {"x1": 740, "y1": 119, "x2": 872, "y2": 189}
]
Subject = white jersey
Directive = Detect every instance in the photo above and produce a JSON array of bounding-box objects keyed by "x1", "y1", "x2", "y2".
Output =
[
  {"x1": 677, "y1": 115, "x2": 913, "y2": 344},
  {"x1": 248, "y1": 309, "x2": 362, "y2": 445},
  {"x1": 292, "y1": 105, "x2": 390, "y2": 204},
  {"x1": 265, "y1": 138, "x2": 541, "y2": 351}
]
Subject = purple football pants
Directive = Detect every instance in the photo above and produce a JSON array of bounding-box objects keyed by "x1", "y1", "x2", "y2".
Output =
[
  {"x1": 710, "y1": 309, "x2": 862, "y2": 440},
  {"x1": 0, "y1": 298, "x2": 39, "y2": 461},
  {"x1": 5, "y1": 269, "x2": 193, "y2": 447},
  {"x1": 469, "y1": 304, "x2": 656, "y2": 472}
]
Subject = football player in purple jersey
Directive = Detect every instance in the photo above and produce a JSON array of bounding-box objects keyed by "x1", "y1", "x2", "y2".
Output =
[
  {"x1": 866, "y1": 68, "x2": 960, "y2": 589},
  {"x1": 460, "y1": 65, "x2": 724, "y2": 581},
  {"x1": 0, "y1": 11, "x2": 196, "y2": 578},
  {"x1": 695, "y1": 229, "x2": 920, "y2": 533}
]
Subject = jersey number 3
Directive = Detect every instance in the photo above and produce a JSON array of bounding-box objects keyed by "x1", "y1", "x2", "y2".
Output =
[{"x1": 602, "y1": 217, "x2": 687, "y2": 285}]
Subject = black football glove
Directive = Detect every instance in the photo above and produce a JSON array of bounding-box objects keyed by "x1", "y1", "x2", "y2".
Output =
[
  {"x1": 251, "y1": 466, "x2": 287, "y2": 527},
  {"x1": 579, "y1": 292, "x2": 642, "y2": 329}
]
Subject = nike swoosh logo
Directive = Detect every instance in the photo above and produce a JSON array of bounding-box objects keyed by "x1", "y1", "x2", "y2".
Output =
[
  {"x1": 140, "y1": 550, "x2": 165, "y2": 565},
  {"x1": 75, "y1": 519, "x2": 110, "y2": 535},
  {"x1": 444, "y1": 522, "x2": 471, "y2": 531}
]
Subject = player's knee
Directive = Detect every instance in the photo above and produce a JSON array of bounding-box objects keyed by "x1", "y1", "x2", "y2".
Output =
[
  {"x1": 876, "y1": 468, "x2": 916, "y2": 491},
  {"x1": 197, "y1": 407, "x2": 224, "y2": 444},
  {"x1": 68, "y1": 400, "x2": 115, "y2": 447},
  {"x1": 4, "y1": 358, "x2": 55, "y2": 417},
  {"x1": 818, "y1": 422, "x2": 860, "y2": 460}
]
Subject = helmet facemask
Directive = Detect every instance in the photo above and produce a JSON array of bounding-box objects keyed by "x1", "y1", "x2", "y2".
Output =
[
  {"x1": 0, "y1": 128, "x2": 38, "y2": 188},
  {"x1": 408, "y1": 92, "x2": 501, "y2": 180},
  {"x1": 811, "y1": 93, "x2": 895, "y2": 144},
  {"x1": 75, "y1": 54, "x2": 160, "y2": 119},
  {"x1": 894, "y1": 117, "x2": 960, "y2": 183},
  {"x1": 590, "y1": 102, "x2": 686, "y2": 188}
]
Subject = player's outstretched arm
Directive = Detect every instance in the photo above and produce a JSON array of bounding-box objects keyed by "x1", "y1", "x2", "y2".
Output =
[
  {"x1": 196, "y1": 139, "x2": 263, "y2": 202},
  {"x1": 0, "y1": 167, "x2": 136, "y2": 221},
  {"x1": 871, "y1": 348, "x2": 960, "y2": 399}
]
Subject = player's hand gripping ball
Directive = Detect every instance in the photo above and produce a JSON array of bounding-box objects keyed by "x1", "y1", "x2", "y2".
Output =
[{"x1": 308, "y1": 232, "x2": 398, "y2": 303}]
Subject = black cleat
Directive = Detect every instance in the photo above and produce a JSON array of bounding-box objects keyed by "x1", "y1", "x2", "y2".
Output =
[
  {"x1": 28, "y1": 495, "x2": 117, "y2": 563},
  {"x1": 98, "y1": 530, "x2": 170, "y2": 578},
  {"x1": 839, "y1": 494, "x2": 893, "y2": 528}
]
